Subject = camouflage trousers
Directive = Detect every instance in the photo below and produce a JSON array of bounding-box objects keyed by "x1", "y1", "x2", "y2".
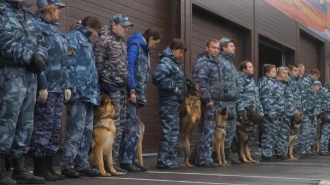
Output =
[
  {"x1": 30, "y1": 92, "x2": 64, "y2": 157},
  {"x1": 60, "y1": 102, "x2": 93, "y2": 170},
  {"x1": 0, "y1": 67, "x2": 37, "y2": 158},
  {"x1": 261, "y1": 116, "x2": 285, "y2": 157},
  {"x1": 274, "y1": 117, "x2": 290, "y2": 157},
  {"x1": 196, "y1": 105, "x2": 216, "y2": 165},
  {"x1": 219, "y1": 101, "x2": 237, "y2": 150},
  {"x1": 307, "y1": 116, "x2": 317, "y2": 153},
  {"x1": 120, "y1": 101, "x2": 141, "y2": 164},
  {"x1": 157, "y1": 100, "x2": 181, "y2": 167},
  {"x1": 319, "y1": 123, "x2": 330, "y2": 152},
  {"x1": 108, "y1": 89, "x2": 127, "y2": 165},
  {"x1": 294, "y1": 115, "x2": 312, "y2": 155}
]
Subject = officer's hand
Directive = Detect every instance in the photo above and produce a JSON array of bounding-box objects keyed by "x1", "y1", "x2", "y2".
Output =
[
  {"x1": 64, "y1": 89, "x2": 71, "y2": 103},
  {"x1": 206, "y1": 101, "x2": 213, "y2": 108},
  {"x1": 29, "y1": 54, "x2": 46, "y2": 74},
  {"x1": 130, "y1": 93, "x2": 136, "y2": 103},
  {"x1": 37, "y1": 89, "x2": 48, "y2": 103},
  {"x1": 174, "y1": 87, "x2": 178, "y2": 94}
]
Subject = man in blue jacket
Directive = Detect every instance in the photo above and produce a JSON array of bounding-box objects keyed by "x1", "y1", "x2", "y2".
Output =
[
  {"x1": 217, "y1": 38, "x2": 240, "y2": 164},
  {"x1": 0, "y1": 0, "x2": 47, "y2": 184}
]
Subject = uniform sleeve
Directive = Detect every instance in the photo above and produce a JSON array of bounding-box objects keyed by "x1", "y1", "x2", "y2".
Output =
[
  {"x1": 127, "y1": 43, "x2": 139, "y2": 90},
  {"x1": 152, "y1": 59, "x2": 175, "y2": 91},
  {"x1": 259, "y1": 81, "x2": 275, "y2": 117},
  {"x1": 285, "y1": 86, "x2": 295, "y2": 117},
  {"x1": 37, "y1": 72, "x2": 48, "y2": 91},
  {"x1": 255, "y1": 85, "x2": 264, "y2": 116},
  {"x1": 35, "y1": 26, "x2": 48, "y2": 59},
  {"x1": 65, "y1": 36, "x2": 78, "y2": 93},
  {"x1": 93, "y1": 37, "x2": 107, "y2": 78},
  {"x1": 236, "y1": 76, "x2": 245, "y2": 116},
  {"x1": 192, "y1": 59, "x2": 212, "y2": 103}
]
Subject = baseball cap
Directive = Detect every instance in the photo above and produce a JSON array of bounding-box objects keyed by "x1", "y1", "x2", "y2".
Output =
[
  {"x1": 110, "y1": 14, "x2": 133, "y2": 27},
  {"x1": 314, "y1": 81, "x2": 322, "y2": 86},
  {"x1": 219, "y1": 37, "x2": 234, "y2": 48},
  {"x1": 36, "y1": 0, "x2": 66, "y2": 9}
]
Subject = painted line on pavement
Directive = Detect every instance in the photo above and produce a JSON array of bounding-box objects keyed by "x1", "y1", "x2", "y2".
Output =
[
  {"x1": 147, "y1": 171, "x2": 323, "y2": 182},
  {"x1": 106, "y1": 177, "x2": 248, "y2": 185},
  {"x1": 319, "y1": 180, "x2": 330, "y2": 185}
]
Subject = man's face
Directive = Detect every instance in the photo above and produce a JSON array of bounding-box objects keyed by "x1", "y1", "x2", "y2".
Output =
[
  {"x1": 298, "y1": 67, "x2": 305, "y2": 76},
  {"x1": 112, "y1": 24, "x2": 128, "y2": 38},
  {"x1": 314, "y1": 85, "x2": 321, "y2": 92},
  {"x1": 222, "y1": 42, "x2": 235, "y2": 54},
  {"x1": 312, "y1": 74, "x2": 320, "y2": 81},
  {"x1": 206, "y1": 41, "x2": 220, "y2": 57},
  {"x1": 290, "y1": 67, "x2": 299, "y2": 77}
]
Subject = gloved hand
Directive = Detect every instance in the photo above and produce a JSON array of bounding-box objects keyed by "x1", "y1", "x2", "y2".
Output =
[
  {"x1": 28, "y1": 54, "x2": 46, "y2": 74},
  {"x1": 37, "y1": 89, "x2": 48, "y2": 103},
  {"x1": 64, "y1": 89, "x2": 71, "y2": 103}
]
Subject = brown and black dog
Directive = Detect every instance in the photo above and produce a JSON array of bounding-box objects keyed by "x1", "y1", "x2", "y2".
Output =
[
  {"x1": 136, "y1": 120, "x2": 145, "y2": 166},
  {"x1": 213, "y1": 107, "x2": 229, "y2": 166},
  {"x1": 179, "y1": 78, "x2": 201, "y2": 168},
  {"x1": 287, "y1": 113, "x2": 303, "y2": 160},
  {"x1": 88, "y1": 93, "x2": 120, "y2": 177},
  {"x1": 233, "y1": 107, "x2": 264, "y2": 163},
  {"x1": 312, "y1": 111, "x2": 330, "y2": 154}
]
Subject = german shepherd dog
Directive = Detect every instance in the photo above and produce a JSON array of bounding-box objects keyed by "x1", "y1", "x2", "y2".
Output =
[
  {"x1": 179, "y1": 78, "x2": 201, "y2": 168},
  {"x1": 213, "y1": 107, "x2": 229, "y2": 166},
  {"x1": 233, "y1": 107, "x2": 264, "y2": 163},
  {"x1": 312, "y1": 111, "x2": 330, "y2": 154},
  {"x1": 287, "y1": 113, "x2": 303, "y2": 160},
  {"x1": 137, "y1": 120, "x2": 145, "y2": 166},
  {"x1": 88, "y1": 93, "x2": 120, "y2": 176}
]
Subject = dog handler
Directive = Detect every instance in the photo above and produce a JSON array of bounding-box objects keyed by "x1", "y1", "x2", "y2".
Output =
[
  {"x1": 120, "y1": 28, "x2": 161, "y2": 172},
  {"x1": 153, "y1": 38, "x2": 186, "y2": 170},
  {"x1": 192, "y1": 39, "x2": 222, "y2": 167},
  {"x1": 60, "y1": 16, "x2": 101, "y2": 178}
]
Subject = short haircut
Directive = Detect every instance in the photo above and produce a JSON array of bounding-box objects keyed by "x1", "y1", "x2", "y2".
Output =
[
  {"x1": 38, "y1": 4, "x2": 58, "y2": 15},
  {"x1": 277, "y1": 66, "x2": 289, "y2": 75},
  {"x1": 310, "y1": 68, "x2": 320, "y2": 76},
  {"x1": 206, "y1": 39, "x2": 219, "y2": 47},
  {"x1": 298, "y1": 64, "x2": 305, "y2": 69},
  {"x1": 239, "y1": 60, "x2": 252, "y2": 72},
  {"x1": 261, "y1": 64, "x2": 276, "y2": 76},
  {"x1": 142, "y1": 28, "x2": 162, "y2": 45},
  {"x1": 169, "y1": 38, "x2": 187, "y2": 52},
  {"x1": 287, "y1": 64, "x2": 298, "y2": 71}
]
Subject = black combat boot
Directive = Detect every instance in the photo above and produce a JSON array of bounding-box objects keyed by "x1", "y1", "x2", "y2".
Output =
[
  {"x1": 33, "y1": 157, "x2": 56, "y2": 181},
  {"x1": 12, "y1": 156, "x2": 45, "y2": 184},
  {"x1": 0, "y1": 156, "x2": 16, "y2": 184},
  {"x1": 45, "y1": 156, "x2": 65, "y2": 180},
  {"x1": 225, "y1": 149, "x2": 241, "y2": 164}
]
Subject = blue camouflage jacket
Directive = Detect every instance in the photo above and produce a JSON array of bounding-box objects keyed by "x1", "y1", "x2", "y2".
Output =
[
  {"x1": 318, "y1": 87, "x2": 329, "y2": 114},
  {"x1": 152, "y1": 46, "x2": 185, "y2": 103},
  {"x1": 0, "y1": 1, "x2": 47, "y2": 68},
  {"x1": 288, "y1": 75, "x2": 306, "y2": 113},
  {"x1": 258, "y1": 76, "x2": 277, "y2": 118},
  {"x1": 274, "y1": 78, "x2": 295, "y2": 118},
  {"x1": 192, "y1": 51, "x2": 222, "y2": 103},
  {"x1": 302, "y1": 75, "x2": 317, "y2": 117},
  {"x1": 35, "y1": 12, "x2": 70, "y2": 92},
  {"x1": 66, "y1": 24, "x2": 100, "y2": 106},
  {"x1": 127, "y1": 32, "x2": 150, "y2": 106},
  {"x1": 236, "y1": 72, "x2": 264, "y2": 116},
  {"x1": 217, "y1": 52, "x2": 240, "y2": 101}
]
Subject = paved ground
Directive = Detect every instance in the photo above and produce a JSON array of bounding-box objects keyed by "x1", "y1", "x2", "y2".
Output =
[{"x1": 16, "y1": 153, "x2": 330, "y2": 185}]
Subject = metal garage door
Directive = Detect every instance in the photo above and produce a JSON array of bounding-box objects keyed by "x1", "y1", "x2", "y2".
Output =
[{"x1": 299, "y1": 32, "x2": 319, "y2": 73}]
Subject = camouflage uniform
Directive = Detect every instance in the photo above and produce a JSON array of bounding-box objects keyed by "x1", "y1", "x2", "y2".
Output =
[
  {"x1": 30, "y1": 11, "x2": 69, "y2": 157},
  {"x1": 296, "y1": 75, "x2": 317, "y2": 155},
  {"x1": 273, "y1": 79, "x2": 294, "y2": 157},
  {"x1": 153, "y1": 46, "x2": 185, "y2": 168},
  {"x1": 319, "y1": 86, "x2": 330, "y2": 153},
  {"x1": 93, "y1": 25, "x2": 129, "y2": 165},
  {"x1": 121, "y1": 32, "x2": 150, "y2": 164},
  {"x1": 0, "y1": 0, "x2": 47, "y2": 158},
  {"x1": 217, "y1": 52, "x2": 240, "y2": 150},
  {"x1": 258, "y1": 76, "x2": 277, "y2": 158},
  {"x1": 236, "y1": 72, "x2": 264, "y2": 147},
  {"x1": 192, "y1": 52, "x2": 222, "y2": 165},
  {"x1": 60, "y1": 24, "x2": 100, "y2": 171}
]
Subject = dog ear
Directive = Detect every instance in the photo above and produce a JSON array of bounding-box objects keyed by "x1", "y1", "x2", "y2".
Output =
[{"x1": 221, "y1": 107, "x2": 227, "y2": 116}]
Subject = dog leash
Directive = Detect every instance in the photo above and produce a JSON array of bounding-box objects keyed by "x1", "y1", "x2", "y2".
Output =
[{"x1": 126, "y1": 98, "x2": 141, "y2": 128}]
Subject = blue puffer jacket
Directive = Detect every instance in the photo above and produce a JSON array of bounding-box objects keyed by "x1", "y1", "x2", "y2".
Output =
[
  {"x1": 192, "y1": 51, "x2": 222, "y2": 103},
  {"x1": 302, "y1": 74, "x2": 317, "y2": 117},
  {"x1": 258, "y1": 76, "x2": 277, "y2": 118},
  {"x1": 0, "y1": 1, "x2": 47, "y2": 67},
  {"x1": 127, "y1": 32, "x2": 150, "y2": 106},
  {"x1": 35, "y1": 12, "x2": 70, "y2": 92},
  {"x1": 152, "y1": 46, "x2": 185, "y2": 103},
  {"x1": 288, "y1": 75, "x2": 306, "y2": 113},
  {"x1": 217, "y1": 52, "x2": 240, "y2": 101},
  {"x1": 274, "y1": 78, "x2": 295, "y2": 117},
  {"x1": 66, "y1": 24, "x2": 100, "y2": 106},
  {"x1": 236, "y1": 72, "x2": 264, "y2": 116}
]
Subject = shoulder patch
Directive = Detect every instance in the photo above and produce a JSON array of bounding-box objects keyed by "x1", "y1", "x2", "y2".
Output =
[{"x1": 68, "y1": 48, "x2": 74, "y2": 56}]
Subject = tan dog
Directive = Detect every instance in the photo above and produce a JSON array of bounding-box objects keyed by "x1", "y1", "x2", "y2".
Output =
[
  {"x1": 234, "y1": 107, "x2": 264, "y2": 163},
  {"x1": 214, "y1": 107, "x2": 229, "y2": 166},
  {"x1": 137, "y1": 120, "x2": 145, "y2": 166},
  {"x1": 287, "y1": 113, "x2": 303, "y2": 160},
  {"x1": 89, "y1": 93, "x2": 120, "y2": 177},
  {"x1": 313, "y1": 111, "x2": 330, "y2": 154},
  {"x1": 179, "y1": 78, "x2": 201, "y2": 168}
]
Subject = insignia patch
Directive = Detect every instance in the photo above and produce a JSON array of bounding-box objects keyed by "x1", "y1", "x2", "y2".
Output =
[{"x1": 68, "y1": 48, "x2": 74, "y2": 56}]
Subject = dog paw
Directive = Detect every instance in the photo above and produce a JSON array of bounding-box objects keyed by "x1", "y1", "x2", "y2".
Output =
[
  {"x1": 101, "y1": 173, "x2": 111, "y2": 177},
  {"x1": 111, "y1": 172, "x2": 122, "y2": 176},
  {"x1": 225, "y1": 163, "x2": 231, "y2": 167},
  {"x1": 251, "y1": 160, "x2": 259, "y2": 163}
]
